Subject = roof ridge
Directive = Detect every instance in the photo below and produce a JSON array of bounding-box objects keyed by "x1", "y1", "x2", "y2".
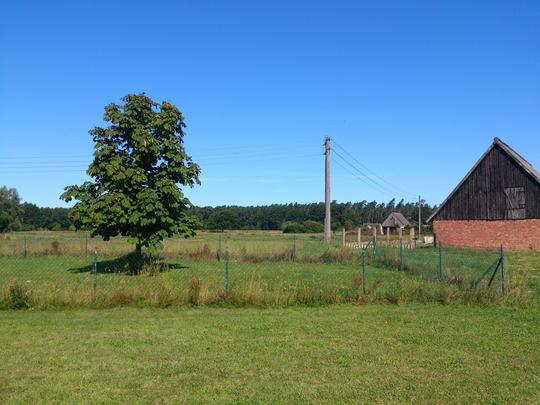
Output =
[
  {"x1": 493, "y1": 137, "x2": 540, "y2": 182},
  {"x1": 428, "y1": 138, "x2": 540, "y2": 222}
]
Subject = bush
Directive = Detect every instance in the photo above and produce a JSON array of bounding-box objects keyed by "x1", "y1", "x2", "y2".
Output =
[
  {"x1": 7, "y1": 283, "x2": 30, "y2": 309},
  {"x1": 282, "y1": 220, "x2": 323, "y2": 233}
]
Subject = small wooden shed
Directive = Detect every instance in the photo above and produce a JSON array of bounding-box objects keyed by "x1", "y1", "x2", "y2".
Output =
[{"x1": 382, "y1": 212, "x2": 411, "y2": 233}]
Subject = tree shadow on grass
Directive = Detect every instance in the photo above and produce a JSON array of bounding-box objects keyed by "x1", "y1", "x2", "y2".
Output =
[{"x1": 69, "y1": 252, "x2": 190, "y2": 275}]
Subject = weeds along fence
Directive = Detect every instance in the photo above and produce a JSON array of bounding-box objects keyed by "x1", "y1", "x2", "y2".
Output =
[
  {"x1": 364, "y1": 238, "x2": 508, "y2": 294},
  {"x1": 0, "y1": 234, "x2": 527, "y2": 309}
]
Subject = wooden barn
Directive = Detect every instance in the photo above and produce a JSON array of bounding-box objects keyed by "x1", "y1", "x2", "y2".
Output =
[{"x1": 428, "y1": 137, "x2": 540, "y2": 251}]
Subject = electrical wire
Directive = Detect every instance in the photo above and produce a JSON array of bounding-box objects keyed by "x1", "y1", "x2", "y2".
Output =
[
  {"x1": 332, "y1": 154, "x2": 397, "y2": 199},
  {"x1": 332, "y1": 149, "x2": 411, "y2": 198},
  {"x1": 332, "y1": 139, "x2": 417, "y2": 198}
]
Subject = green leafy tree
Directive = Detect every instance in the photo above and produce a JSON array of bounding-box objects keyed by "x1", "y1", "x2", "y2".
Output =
[
  {"x1": 0, "y1": 186, "x2": 22, "y2": 232},
  {"x1": 62, "y1": 94, "x2": 201, "y2": 252},
  {"x1": 206, "y1": 210, "x2": 238, "y2": 231}
]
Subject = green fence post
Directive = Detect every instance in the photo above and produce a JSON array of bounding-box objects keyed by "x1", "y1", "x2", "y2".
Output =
[
  {"x1": 92, "y1": 249, "x2": 98, "y2": 291},
  {"x1": 373, "y1": 236, "x2": 377, "y2": 257},
  {"x1": 438, "y1": 242, "x2": 443, "y2": 280},
  {"x1": 399, "y1": 238, "x2": 403, "y2": 270},
  {"x1": 500, "y1": 245, "x2": 506, "y2": 295},
  {"x1": 23, "y1": 236, "x2": 27, "y2": 257},
  {"x1": 361, "y1": 250, "x2": 366, "y2": 294},
  {"x1": 225, "y1": 248, "x2": 229, "y2": 292}
]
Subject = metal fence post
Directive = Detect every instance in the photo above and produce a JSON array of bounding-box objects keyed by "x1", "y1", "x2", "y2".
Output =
[
  {"x1": 438, "y1": 242, "x2": 443, "y2": 280},
  {"x1": 399, "y1": 237, "x2": 403, "y2": 270},
  {"x1": 92, "y1": 249, "x2": 98, "y2": 291},
  {"x1": 217, "y1": 235, "x2": 222, "y2": 261},
  {"x1": 225, "y1": 248, "x2": 229, "y2": 291},
  {"x1": 500, "y1": 245, "x2": 506, "y2": 295},
  {"x1": 361, "y1": 250, "x2": 366, "y2": 294},
  {"x1": 23, "y1": 236, "x2": 27, "y2": 257}
]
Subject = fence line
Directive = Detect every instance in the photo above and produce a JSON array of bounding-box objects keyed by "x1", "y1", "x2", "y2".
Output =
[{"x1": 0, "y1": 234, "x2": 512, "y2": 310}]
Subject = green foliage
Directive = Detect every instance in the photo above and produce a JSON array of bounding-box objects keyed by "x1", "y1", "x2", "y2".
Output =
[
  {"x1": 205, "y1": 210, "x2": 238, "y2": 231},
  {"x1": 282, "y1": 220, "x2": 324, "y2": 233},
  {"x1": 6, "y1": 282, "x2": 30, "y2": 309},
  {"x1": 0, "y1": 187, "x2": 21, "y2": 232},
  {"x1": 19, "y1": 203, "x2": 72, "y2": 231},
  {"x1": 61, "y1": 94, "x2": 201, "y2": 251},
  {"x1": 194, "y1": 199, "x2": 436, "y2": 231}
]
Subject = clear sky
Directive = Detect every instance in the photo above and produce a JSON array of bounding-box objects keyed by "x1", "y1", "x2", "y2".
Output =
[{"x1": 1, "y1": 0, "x2": 539, "y2": 208}]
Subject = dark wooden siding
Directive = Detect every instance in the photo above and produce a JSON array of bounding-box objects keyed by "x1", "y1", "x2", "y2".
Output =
[{"x1": 434, "y1": 145, "x2": 540, "y2": 220}]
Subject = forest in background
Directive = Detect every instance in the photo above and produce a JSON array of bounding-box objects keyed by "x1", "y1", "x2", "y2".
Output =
[{"x1": 1, "y1": 186, "x2": 436, "y2": 232}]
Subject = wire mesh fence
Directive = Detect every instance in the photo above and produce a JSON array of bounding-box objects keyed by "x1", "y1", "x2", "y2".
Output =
[
  {"x1": 366, "y1": 238, "x2": 507, "y2": 293},
  {"x1": 0, "y1": 233, "x2": 512, "y2": 309}
]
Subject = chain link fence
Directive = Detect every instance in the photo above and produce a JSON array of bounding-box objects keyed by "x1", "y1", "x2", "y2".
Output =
[
  {"x1": 0, "y1": 233, "x2": 512, "y2": 309},
  {"x1": 366, "y1": 238, "x2": 507, "y2": 293}
]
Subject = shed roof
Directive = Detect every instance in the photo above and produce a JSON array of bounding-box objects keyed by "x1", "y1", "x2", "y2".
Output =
[
  {"x1": 428, "y1": 137, "x2": 540, "y2": 222},
  {"x1": 382, "y1": 212, "x2": 411, "y2": 228}
]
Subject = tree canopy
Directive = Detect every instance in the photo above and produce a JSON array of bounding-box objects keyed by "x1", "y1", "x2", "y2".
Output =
[
  {"x1": 1, "y1": 188, "x2": 435, "y2": 233},
  {"x1": 0, "y1": 187, "x2": 21, "y2": 232},
  {"x1": 61, "y1": 94, "x2": 201, "y2": 251}
]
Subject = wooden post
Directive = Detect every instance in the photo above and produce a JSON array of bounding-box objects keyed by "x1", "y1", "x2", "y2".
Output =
[
  {"x1": 398, "y1": 227, "x2": 403, "y2": 242},
  {"x1": 342, "y1": 227, "x2": 346, "y2": 247},
  {"x1": 410, "y1": 227, "x2": 415, "y2": 248},
  {"x1": 357, "y1": 227, "x2": 361, "y2": 247},
  {"x1": 386, "y1": 227, "x2": 390, "y2": 244},
  {"x1": 372, "y1": 227, "x2": 377, "y2": 243}
]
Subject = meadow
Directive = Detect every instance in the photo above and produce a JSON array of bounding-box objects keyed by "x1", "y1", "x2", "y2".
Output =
[
  {"x1": 1, "y1": 231, "x2": 539, "y2": 403},
  {"x1": 0, "y1": 231, "x2": 538, "y2": 309}
]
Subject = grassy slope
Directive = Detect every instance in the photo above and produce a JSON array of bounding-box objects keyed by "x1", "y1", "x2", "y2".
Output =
[{"x1": 0, "y1": 305, "x2": 538, "y2": 404}]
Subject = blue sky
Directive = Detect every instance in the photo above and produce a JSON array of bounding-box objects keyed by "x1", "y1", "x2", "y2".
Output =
[{"x1": 1, "y1": 0, "x2": 539, "y2": 208}]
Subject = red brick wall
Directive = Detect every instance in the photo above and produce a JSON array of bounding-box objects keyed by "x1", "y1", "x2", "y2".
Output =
[{"x1": 433, "y1": 219, "x2": 540, "y2": 251}]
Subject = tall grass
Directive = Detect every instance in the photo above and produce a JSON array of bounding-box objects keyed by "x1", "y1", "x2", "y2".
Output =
[
  {"x1": 0, "y1": 268, "x2": 533, "y2": 310},
  {"x1": 1, "y1": 232, "x2": 537, "y2": 310}
]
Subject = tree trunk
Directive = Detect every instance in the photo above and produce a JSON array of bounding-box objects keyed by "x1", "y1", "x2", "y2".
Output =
[{"x1": 135, "y1": 243, "x2": 142, "y2": 254}]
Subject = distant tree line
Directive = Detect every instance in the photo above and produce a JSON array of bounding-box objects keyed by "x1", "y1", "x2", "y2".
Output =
[
  {"x1": 192, "y1": 199, "x2": 436, "y2": 231},
  {"x1": 1, "y1": 186, "x2": 436, "y2": 233},
  {"x1": 0, "y1": 187, "x2": 72, "y2": 232}
]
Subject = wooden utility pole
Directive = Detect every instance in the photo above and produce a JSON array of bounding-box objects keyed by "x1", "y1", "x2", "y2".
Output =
[
  {"x1": 324, "y1": 136, "x2": 331, "y2": 243},
  {"x1": 418, "y1": 195, "x2": 422, "y2": 236}
]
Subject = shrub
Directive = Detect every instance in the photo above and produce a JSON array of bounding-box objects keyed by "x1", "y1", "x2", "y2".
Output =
[
  {"x1": 7, "y1": 283, "x2": 30, "y2": 309},
  {"x1": 44, "y1": 241, "x2": 62, "y2": 256},
  {"x1": 282, "y1": 220, "x2": 324, "y2": 234}
]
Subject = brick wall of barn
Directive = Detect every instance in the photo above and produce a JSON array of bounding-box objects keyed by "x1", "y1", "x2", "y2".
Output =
[{"x1": 433, "y1": 219, "x2": 540, "y2": 251}]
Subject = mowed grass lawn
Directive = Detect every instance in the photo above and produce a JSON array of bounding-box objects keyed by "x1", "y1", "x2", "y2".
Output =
[{"x1": 1, "y1": 305, "x2": 538, "y2": 403}]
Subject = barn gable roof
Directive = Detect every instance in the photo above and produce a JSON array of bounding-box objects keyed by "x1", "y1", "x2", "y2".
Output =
[
  {"x1": 382, "y1": 212, "x2": 411, "y2": 228},
  {"x1": 428, "y1": 137, "x2": 540, "y2": 222}
]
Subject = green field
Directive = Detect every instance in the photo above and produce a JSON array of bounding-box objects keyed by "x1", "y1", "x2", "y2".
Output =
[
  {"x1": 1, "y1": 231, "x2": 538, "y2": 309},
  {"x1": 1, "y1": 232, "x2": 539, "y2": 403},
  {"x1": 0, "y1": 305, "x2": 538, "y2": 403},
  {"x1": 0, "y1": 252, "x2": 535, "y2": 309}
]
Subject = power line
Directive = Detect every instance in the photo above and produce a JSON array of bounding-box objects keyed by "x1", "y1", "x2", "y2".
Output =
[
  {"x1": 332, "y1": 155, "x2": 397, "y2": 199},
  {"x1": 0, "y1": 151, "x2": 319, "y2": 169},
  {"x1": 332, "y1": 149, "x2": 407, "y2": 198},
  {"x1": 0, "y1": 142, "x2": 315, "y2": 160},
  {"x1": 332, "y1": 139, "x2": 417, "y2": 198},
  {"x1": 0, "y1": 153, "x2": 320, "y2": 174}
]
